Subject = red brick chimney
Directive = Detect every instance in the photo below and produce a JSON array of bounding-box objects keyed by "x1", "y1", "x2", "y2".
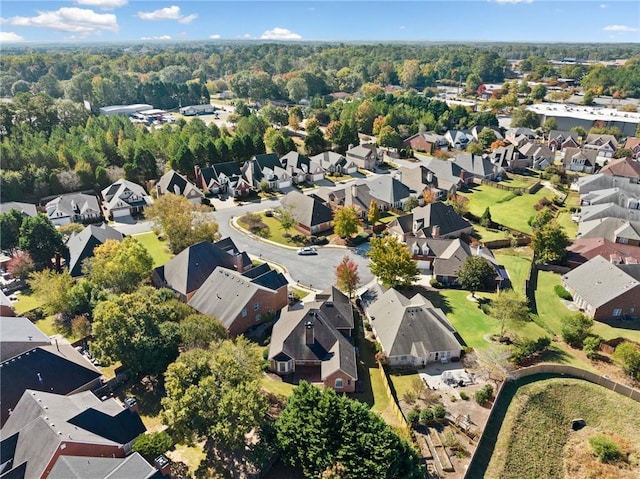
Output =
[{"x1": 431, "y1": 225, "x2": 440, "y2": 238}]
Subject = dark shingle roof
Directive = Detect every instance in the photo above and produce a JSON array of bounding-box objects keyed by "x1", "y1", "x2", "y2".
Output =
[
  {"x1": 66, "y1": 224, "x2": 124, "y2": 277},
  {"x1": 156, "y1": 170, "x2": 202, "y2": 199},
  {"x1": 411, "y1": 202, "x2": 472, "y2": 237},
  {"x1": 280, "y1": 191, "x2": 333, "y2": 228}
]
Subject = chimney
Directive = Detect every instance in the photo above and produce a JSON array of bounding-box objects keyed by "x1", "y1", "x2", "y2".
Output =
[
  {"x1": 55, "y1": 338, "x2": 59, "y2": 351},
  {"x1": 413, "y1": 218, "x2": 424, "y2": 233},
  {"x1": 432, "y1": 225, "x2": 440, "y2": 238},
  {"x1": 426, "y1": 171, "x2": 433, "y2": 183},
  {"x1": 234, "y1": 252, "x2": 244, "y2": 272},
  {"x1": 305, "y1": 321, "x2": 314, "y2": 345},
  {"x1": 348, "y1": 143, "x2": 354, "y2": 151},
  {"x1": 351, "y1": 183, "x2": 358, "y2": 199},
  {"x1": 395, "y1": 170, "x2": 403, "y2": 183},
  {"x1": 476, "y1": 244, "x2": 482, "y2": 256},
  {"x1": 154, "y1": 455, "x2": 171, "y2": 476},
  {"x1": 124, "y1": 397, "x2": 140, "y2": 414}
]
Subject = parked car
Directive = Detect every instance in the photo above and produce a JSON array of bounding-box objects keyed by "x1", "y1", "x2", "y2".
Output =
[{"x1": 297, "y1": 247, "x2": 318, "y2": 256}]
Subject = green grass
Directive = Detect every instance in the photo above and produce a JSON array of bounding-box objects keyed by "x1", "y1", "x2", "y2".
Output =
[
  {"x1": 555, "y1": 210, "x2": 578, "y2": 238},
  {"x1": 485, "y1": 378, "x2": 640, "y2": 479},
  {"x1": 169, "y1": 443, "x2": 206, "y2": 476},
  {"x1": 34, "y1": 315, "x2": 57, "y2": 337},
  {"x1": 501, "y1": 174, "x2": 539, "y2": 189},
  {"x1": 238, "y1": 213, "x2": 306, "y2": 247},
  {"x1": 378, "y1": 211, "x2": 400, "y2": 224},
  {"x1": 13, "y1": 292, "x2": 44, "y2": 314},
  {"x1": 533, "y1": 271, "x2": 570, "y2": 336},
  {"x1": 389, "y1": 370, "x2": 421, "y2": 399},
  {"x1": 473, "y1": 224, "x2": 511, "y2": 242},
  {"x1": 494, "y1": 249, "x2": 533, "y2": 293},
  {"x1": 460, "y1": 185, "x2": 552, "y2": 234},
  {"x1": 133, "y1": 232, "x2": 173, "y2": 267},
  {"x1": 261, "y1": 374, "x2": 296, "y2": 398}
]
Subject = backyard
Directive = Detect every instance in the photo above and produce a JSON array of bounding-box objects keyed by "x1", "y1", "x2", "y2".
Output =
[{"x1": 133, "y1": 231, "x2": 174, "y2": 267}]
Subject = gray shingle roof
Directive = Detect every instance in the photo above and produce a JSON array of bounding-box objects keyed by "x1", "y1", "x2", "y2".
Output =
[
  {"x1": 0, "y1": 316, "x2": 50, "y2": 361},
  {"x1": 562, "y1": 255, "x2": 640, "y2": 308},
  {"x1": 453, "y1": 153, "x2": 495, "y2": 177},
  {"x1": 365, "y1": 289, "x2": 462, "y2": 358},
  {"x1": 101, "y1": 179, "x2": 152, "y2": 212},
  {"x1": 280, "y1": 191, "x2": 333, "y2": 228},
  {"x1": 411, "y1": 202, "x2": 472, "y2": 237},
  {"x1": 48, "y1": 453, "x2": 159, "y2": 479},
  {"x1": 367, "y1": 175, "x2": 411, "y2": 205},
  {"x1": 66, "y1": 224, "x2": 124, "y2": 277},
  {"x1": 0, "y1": 202, "x2": 37, "y2": 217},
  {"x1": 577, "y1": 217, "x2": 640, "y2": 242},
  {"x1": 46, "y1": 193, "x2": 100, "y2": 219}
]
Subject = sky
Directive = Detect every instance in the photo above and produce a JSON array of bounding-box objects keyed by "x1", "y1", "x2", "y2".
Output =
[{"x1": 0, "y1": 0, "x2": 639, "y2": 44}]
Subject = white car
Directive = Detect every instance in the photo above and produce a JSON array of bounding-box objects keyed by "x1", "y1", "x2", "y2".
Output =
[{"x1": 297, "y1": 247, "x2": 318, "y2": 256}]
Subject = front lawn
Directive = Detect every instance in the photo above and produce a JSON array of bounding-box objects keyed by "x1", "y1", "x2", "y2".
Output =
[
  {"x1": 13, "y1": 291, "x2": 44, "y2": 314},
  {"x1": 460, "y1": 185, "x2": 552, "y2": 234},
  {"x1": 133, "y1": 231, "x2": 174, "y2": 267},
  {"x1": 238, "y1": 213, "x2": 307, "y2": 247},
  {"x1": 555, "y1": 210, "x2": 578, "y2": 238}
]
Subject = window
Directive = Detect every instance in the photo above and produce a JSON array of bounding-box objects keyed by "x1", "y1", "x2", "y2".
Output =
[
  {"x1": 400, "y1": 355, "x2": 407, "y2": 361},
  {"x1": 618, "y1": 237, "x2": 629, "y2": 244},
  {"x1": 254, "y1": 302, "x2": 260, "y2": 311},
  {"x1": 335, "y1": 378, "x2": 343, "y2": 389},
  {"x1": 613, "y1": 308, "x2": 622, "y2": 317},
  {"x1": 242, "y1": 308, "x2": 247, "y2": 318},
  {"x1": 277, "y1": 361, "x2": 289, "y2": 373}
]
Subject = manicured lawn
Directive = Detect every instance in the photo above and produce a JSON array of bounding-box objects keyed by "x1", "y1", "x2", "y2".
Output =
[
  {"x1": 13, "y1": 291, "x2": 44, "y2": 314},
  {"x1": 34, "y1": 315, "x2": 57, "y2": 337},
  {"x1": 238, "y1": 213, "x2": 306, "y2": 247},
  {"x1": 494, "y1": 249, "x2": 533, "y2": 293},
  {"x1": 133, "y1": 232, "x2": 173, "y2": 267},
  {"x1": 533, "y1": 271, "x2": 569, "y2": 336},
  {"x1": 168, "y1": 443, "x2": 206, "y2": 476},
  {"x1": 501, "y1": 174, "x2": 539, "y2": 189},
  {"x1": 460, "y1": 185, "x2": 552, "y2": 234},
  {"x1": 389, "y1": 370, "x2": 421, "y2": 400},
  {"x1": 555, "y1": 210, "x2": 578, "y2": 238},
  {"x1": 261, "y1": 374, "x2": 296, "y2": 398},
  {"x1": 473, "y1": 224, "x2": 511, "y2": 242},
  {"x1": 378, "y1": 211, "x2": 400, "y2": 224}
]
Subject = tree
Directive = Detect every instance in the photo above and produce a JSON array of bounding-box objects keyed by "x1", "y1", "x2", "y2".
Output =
[
  {"x1": 582, "y1": 90, "x2": 594, "y2": 106},
  {"x1": 477, "y1": 128, "x2": 497, "y2": 150},
  {"x1": 287, "y1": 77, "x2": 308, "y2": 103},
  {"x1": 542, "y1": 117, "x2": 557, "y2": 136},
  {"x1": 377, "y1": 125, "x2": 402, "y2": 149},
  {"x1": 367, "y1": 200, "x2": 380, "y2": 225},
  {"x1": 528, "y1": 208, "x2": 554, "y2": 230},
  {"x1": 530, "y1": 84, "x2": 547, "y2": 101},
  {"x1": 422, "y1": 189, "x2": 437, "y2": 204},
  {"x1": 132, "y1": 431, "x2": 174, "y2": 460},
  {"x1": 83, "y1": 237, "x2": 153, "y2": 294},
  {"x1": 448, "y1": 194, "x2": 469, "y2": 216},
  {"x1": 71, "y1": 315, "x2": 92, "y2": 339},
  {"x1": 28, "y1": 269, "x2": 75, "y2": 316},
  {"x1": 457, "y1": 256, "x2": 496, "y2": 295},
  {"x1": 161, "y1": 338, "x2": 267, "y2": 450},
  {"x1": 303, "y1": 118, "x2": 327, "y2": 156},
  {"x1": 0, "y1": 209, "x2": 25, "y2": 254},
  {"x1": 474, "y1": 384, "x2": 494, "y2": 405},
  {"x1": 479, "y1": 207, "x2": 492, "y2": 227},
  {"x1": 532, "y1": 221, "x2": 569, "y2": 264},
  {"x1": 91, "y1": 287, "x2": 185, "y2": 377},
  {"x1": 489, "y1": 289, "x2": 530, "y2": 337},
  {"x1": 614, "y1": 148, "x2": 633, "y2": 159},
  {"x1": 277, "y1": 204, "x2": 297, "y2": 238},
  {"x1": 403, "y1": 196, "x2": 419, "y2": 213},
  {"x1": 368, "y1": 236, "x2": 419, "y2": 288},
  {"x1": 613, "y1": 341, "x2": 640, "y2": 381},
  {"x1": 335, "y1": 255, "x2": 360, "y2": 298},
  {"x1": 19, "y1": 213, "x2": 66, "y2": 268},
  {"x1": 333, "y1": 206, "x2": 359, "y2": 239},
  {"x1": 7, "y1": 252, "x2": 35, "y2": 280},
  {"x1": 561, "y1": 313, "x2": 594, "y2": 348},
  {"x1": 179, "y1": 313, "x2": 227, "y2": 350},
  {"x1": 144, "y1": 195, "x2": 219, "y2": 254},
  {"x1": 276, "y1": 382, "x2": 424, "y2": 479},
  {"x1": 510, "y1": 108, "x2": 540, "y2": 129}
]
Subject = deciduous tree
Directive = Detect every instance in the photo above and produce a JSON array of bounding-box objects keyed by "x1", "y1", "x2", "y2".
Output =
[
  {"x1": 510, "y1": 108, "x2": 540, "y2": 129},
  {"x1": 489, "y1": 289, "x2": 530, "y2": 337},
  {"x1": 277, "y1": 205, "x2": 297, "y2": 237},
  {"x1": 335, "y1": 255, "x2": 360, "y2": 298},
  {"x1": 19, "y1": 213, "x2": 66, "y2": 268},
  {"x1": 0, "y1": 209, "x2": 25, "y2": 254},
  {"x1": 561, "y1": 313, "x2": 594, "y2": 348},
  {"x1": 448, "y1": 194, "x2": 469, "y2": 216},
  {"x1": 179, "y1": 313, "x2": 227, "y2": 350},
  {"x1": 367, "y1": 199, "x2": 380, "y2": 225},
  {"x1": 333, "y1": 206, "x2": 359, "y2": 239},
  {"x1": 457, "y1": 256, "x2": 496, "y2": 295},
  {"x1": 532, "y1": 221, "x2": 569, "y2": 264},
  {"x1": 368, "y1": 236, "x2": 419, "y2": 288},
  {"x1": 7, "y1": 252, "x2": 35, "y2": 280},
  {"x1": 28, "y1": 269, "x2": 75, "y2": 316}
]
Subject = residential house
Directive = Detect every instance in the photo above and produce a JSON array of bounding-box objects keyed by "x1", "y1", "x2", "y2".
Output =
[
  {"x1": 577, "y1": 203, "x2": 640, "y2": 223},
  {"x1": 194, "y1": 163, "x2": 253, "y2": 197},
  {"x1": 580, "y1": 187, "x2": 640, "y2": 210},
  {"x1": 567, "y1": 238, "x2": 640, "y2": 268},
  {"x1": 187, "y1": 266, "x2": 288, "y2": 336},
  {"x1": 406, "y1": 237, "x2": 505, "y2": 287},
  {"x1": 268, "y1": 288, "x2": 357, "y2": 392},
  {"x1": 367, "y1": 173, "x2": 412, "y2": 210},
  {"x1": 577, "y1": 173, "x2": 640, "y2": 196},
  {"x1": 363, "y1": 288, "x2": 463, "y2": 367},
  {"x1": 0, "y1": 389, "x2": 147, "y2": 478},
  {"x1": 102, "y1": 179, "x2": 153, "y2": 220},
  {"x1": 243, "y1": 153, "x2": 292, "y2": 191},
  {"x1": 419, "y1": 157, "x2": 467, "y2": 194},
  {"x1": 518, "y1": 141, "x2": 554, "y2": 170},
  {"x1": 444, "y1": 129, "x2": 474, "y2": 150},
  {"x1": 280, "y1": 151, "x2": 325, "y2": 184},
  {"x1": 562, "y1": 255, "x2": 640, "y2": 320},
  {"x1": 387, "y1": 202, "x2": 473, "y2": 242},
  {"x1": 155, "y1": 169, "x2": 203, "y2": 203},
  {"x1": 0, "y1": 202, "x2": 37, "y2": 217},
  {"x1": 403, "y1": 131, "x2": 448, "y2": 154},
  {"x1": 311, "y1": 151, "x2": 358, "y2": 175},
  {"x1": 280, "y1": 191, "x2": 334, "y2": 235},
  {"x1": 65, "y1": 223, "x2": 124, "y2": 277},
  {"x1": 623, "y1": 137, "x2": 640, "y2": 159},
  {"x1": 397, "y1": 165, "x2": 450, "y2": 200},
  {"x1": 453, "y1": 153, "x2": 498, "y2": 181},
  {"x1": 563, "y1": 147, "x2": 598, "y2": 173},
  {"x1": 584, "y1": 134, "x2": 618, "y2": 159},
  {"x1": 505, "y1": 127, "x2": 538, "y2": 147},
  {"x1": 48, "y1": 453, "x2": 163, "y2": 479},
  {"x1": 152, "y1": 238, "x2": 252, "y2": 301},
  {"x1": 599, "y1": 157, "x2": 640, "y2": 181},
  {"x1": 0, "y1": 316, "x2": 102, "y2": 426},
  {"x1": 577, "y1": 217, "x2": 640, "y2": 245},
  {"x1": 471, "y1": 126, "x2": 503, "y2": 143},
  {"x1": 312, "y1": 187, "x2": 346, "y2": 210},
  {"x1": 45, "y1": 194, "x2": 101, "y2": 226},
  {"x1": 547, "y1": 130, "x2": 579, "y2": 152},
  {"x1": 0, "y1": 291, "x2": 15, "y2": 317},
  {"x1": 346, "y1": 144, "x2": 379, "y2": 171},
  {"x1": 487, "y1": 144, "x2": 531, "y2": 172}
]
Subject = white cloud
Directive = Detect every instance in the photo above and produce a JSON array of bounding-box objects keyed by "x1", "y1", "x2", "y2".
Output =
[
  {"x1": 137, "y1": 5, "x2": 197, "y2": 23},
  {"x1": 241, "y1": 33, "x2": 253, "y2": 39},
  {"x1": 10, "y1": 7, "x2": 118, "y2": 34},
  {"x1": 600, "y1": 4, "x2": 608, "y2": 7},
  {"x1": 492, "y1": 0, "x2": 533, "y2": 4},
  {"x1": 260, "y1": 27, "x2": 301, "y2": 40},
  {"x1": 141, "y1": 35, "x2": 171, "y2": 40},
  {"x1": 0, "y1": 31, "x2": 25, "y2": 42},
  {"x1": 603, "y1": 24, "x2": 639, "y2": 32},
  {"x1": 76, "y1": 0, "x2": 127, "y2": 10},
  {"x1": 210, "y1": 34, "x2": 221, "y2": 39}
]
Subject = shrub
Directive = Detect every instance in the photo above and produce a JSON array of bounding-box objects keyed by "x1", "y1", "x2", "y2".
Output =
[
  {"x1": 479, "y1": 303, "x2": 491, "y2": 315},
  {"x1": 561, "y1": 314, "x2": 593, "y2": 348},
  {"x1": 430, "y1": 279, "x2": 444, "y2": 289},
  {"x1": 589, "y1": 434, "x2": 622, "y2": 463},
  {"x1": 510, "y1": 336, "x2": 551, "y2": 365},
  {"x1": 554, "y1": 284, "x2": 573, "y2": 300},
  {"x1": 459, "y1": 391, "x2": 469, "y2": 401},
  {"x1": 474, "y1": 384, "x2": 494, "y2": 405},
  {"x1": 132, "y1": 431, "x2": 173, "y2": 459},
  {"x1": 419, "y1": 408, "x2": 434, "y2": 425},
  {"x1": 583, "y1": 335, "x2": 602, "y2": 360},
  {"x1": 407, "y1": 407, "x2": 421, "y2": 426},
  {"x1": 433, "y1": 404, "x2": 446, "y2": 419},
  {"x1": 402, "y1": 390, "x2": 418, "y2": 405}
]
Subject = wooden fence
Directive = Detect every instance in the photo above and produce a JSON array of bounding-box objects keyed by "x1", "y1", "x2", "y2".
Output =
[
  {"x1": 376, "y1": 360, "x2": 413, "y2": 440},
  {"x1": 475, "y1": 178, "x2": 542, "y2": 195}
]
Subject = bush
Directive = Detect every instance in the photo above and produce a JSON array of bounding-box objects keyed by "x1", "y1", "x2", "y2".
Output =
[
  {"x1": 430, "y1": 279, "x2": 444, "y2": 289},
  {"x1": 561, "y1": 314, "x2": 593, "y2": 348},
  {"x1": 459, "y1": 391, "x2": 469, "y2": 400},
  {"x1": 554, "y1": 284, "x2": 573, "y2": 300},
  {"x1": 474, "y1": 384, "x2": 494, "y2": 405},
  {"x1": 407, "y1": 407, "x2": 421, "y2": 426},
  {"x1": 419, "y1": 408, "x2": 434, "y2": 425},
  {"x1": 402, "y1": 390, "x2": 418, "y2": 405},
  {"x1": 433, "y1": 404, "x2": 446, "y2": 419},
  {"x1": 583, "y1": 335, "x2": 602, "y2": 360},
  {"x1": 132, "y1": 431, "x2": 173, "y2": 459},
  {"x1": 479, "y1": 303, "x2": 491, "y2": 315},
  {"x1": 589, "y1": 434, "x2": 622, "y2": 463},
  {"x1": 510, "y1": 336, "x2": 551, "y2": 365}
]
